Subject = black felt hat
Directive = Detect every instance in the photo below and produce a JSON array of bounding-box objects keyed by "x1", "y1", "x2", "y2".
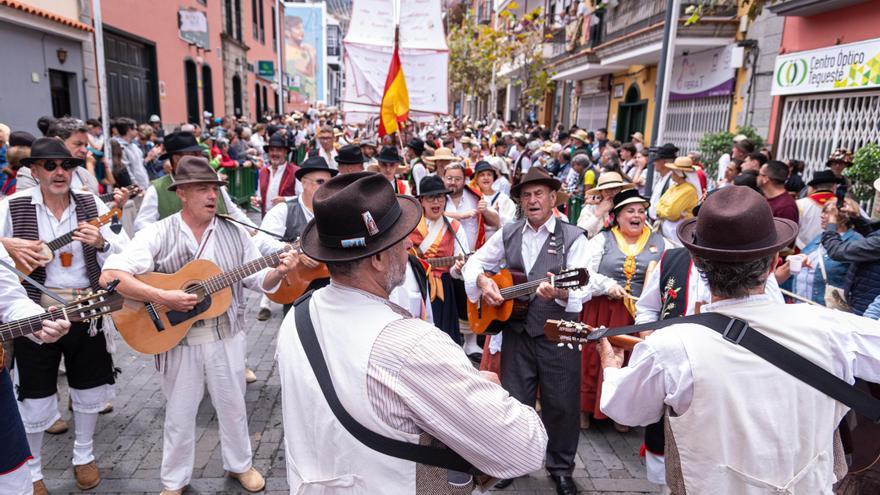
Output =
[{"x1": 295, "y1": 155, "x2": 339, "y2": 180}]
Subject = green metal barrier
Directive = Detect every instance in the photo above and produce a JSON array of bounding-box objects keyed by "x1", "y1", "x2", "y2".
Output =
[
  {"x1": 224, "y1": 166, "x2": 259, "y2": 209},
  {"x1": 567, "y1": 195, "x2": 584, "y2": 223}
]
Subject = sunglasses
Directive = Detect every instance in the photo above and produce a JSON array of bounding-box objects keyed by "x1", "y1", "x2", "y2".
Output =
[{"x1": 40, "y1": 160, "x2": 79, "y2": 172}]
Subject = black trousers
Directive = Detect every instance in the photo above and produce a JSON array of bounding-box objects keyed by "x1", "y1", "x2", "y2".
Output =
[
  {"x1": 500, "y1": 328, "x2": 581, "y2": 475},
  {"x1": 13, "y1": 322, "x2": 115, "y2": 400}
]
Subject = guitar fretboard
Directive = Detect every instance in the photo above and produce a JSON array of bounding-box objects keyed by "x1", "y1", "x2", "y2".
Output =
[
  {"x1": 196, "y1": 246, "x2": 291, "y2": 294},
  {"x1": 499, "y1": 276, "x2": 552, "y2": 300},
  {"x1": 0, "y1": 308, "x2": 65, "y2": 341}
]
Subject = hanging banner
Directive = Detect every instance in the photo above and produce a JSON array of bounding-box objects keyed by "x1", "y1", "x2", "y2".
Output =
[
  {"x1": 179, "y1": 9, "x2": 210, "y2": 49},
  {"x1": 284, "y1": 3, "x2": 326, "y2": 107},
  {"x1": 772, "y1": 37, "x2": 880, "y2": 96},
  {"x1": 669, "y1": 45, "x2": 735, "y2": 101}
]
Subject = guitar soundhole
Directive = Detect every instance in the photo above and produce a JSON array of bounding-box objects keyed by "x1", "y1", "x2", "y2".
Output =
[{"x1": 167, "y1": 295, "x2": 212, "y2": 325}]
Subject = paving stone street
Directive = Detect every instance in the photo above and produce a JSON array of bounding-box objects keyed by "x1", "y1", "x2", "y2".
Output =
[{"x1": 41, "y1": 293, "x2": 659, "y2": 495}]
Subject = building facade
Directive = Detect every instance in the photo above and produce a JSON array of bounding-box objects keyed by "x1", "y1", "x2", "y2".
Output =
[{"x1": 0, "y1": 0, "x2": 99, "y2": 135}]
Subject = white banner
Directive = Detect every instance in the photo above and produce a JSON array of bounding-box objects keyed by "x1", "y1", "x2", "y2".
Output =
[
  {"x1": 771, "y1": 37, "x2": 880, "y2": 96},
  {"x1": 343, "y1": 43, "x2": 448, "y2": 114},
  {"x1": 669, "y1": 45, "x2": 735, "y2": 101},
  {"x1": 344, "y1": 0, "x2": 394, "y2": 47},
  {"x1": 345, "y1": 0, "x2": 448, "y2": 49}
]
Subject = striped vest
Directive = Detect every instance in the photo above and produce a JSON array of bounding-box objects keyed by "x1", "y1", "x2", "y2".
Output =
[
  {"x1": 152, "y1": 215, "x2": 251, "y2": 335},
  {"x1": 9, "y1": 192, "x2": 101, "y2": 303}
]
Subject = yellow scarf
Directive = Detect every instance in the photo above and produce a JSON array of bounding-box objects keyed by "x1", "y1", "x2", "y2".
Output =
[{"x1": 611, "y1": 226, "x2": 652, "y2": 316}]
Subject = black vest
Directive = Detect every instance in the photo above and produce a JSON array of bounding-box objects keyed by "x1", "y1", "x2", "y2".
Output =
[
  {"x1": 9, "y1": 192, "x2": 101, "y2": 303},
  {"x1": 284, "y1": 199, "x2": 310, "y2": 242}
]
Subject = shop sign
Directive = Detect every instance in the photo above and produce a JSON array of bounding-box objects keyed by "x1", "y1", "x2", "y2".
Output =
[
  {"x1": 669, "y1": 45, "x2": 735, "y2": 101},
  {"x1": 257, "y1": 61, "x2": 275, "y2": 78},
  {"x1": 772, "y1": 37, "x2": 880, "y2": 96},
  {"x1": 178, "y1": 9, "x2": 210, "y2": 49}
]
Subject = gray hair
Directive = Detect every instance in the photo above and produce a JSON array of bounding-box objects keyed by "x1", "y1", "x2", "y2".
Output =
[
  {"x1": 326, "y1": 258, "x2": 368, "y2": 278},
  {"x1": 46, "y1": 117, "x2": 87, "y2": 140},
  {"x1": 572, "y1": 154, "x2": 591, "y2": 168},
  {"x1": 692, "y1": 254, "x2": 776, "y2": 299}
]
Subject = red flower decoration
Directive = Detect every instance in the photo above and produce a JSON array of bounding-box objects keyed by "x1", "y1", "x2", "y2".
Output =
[{"x1": 667, "y1": 288, "x2": 678, "y2": 300}]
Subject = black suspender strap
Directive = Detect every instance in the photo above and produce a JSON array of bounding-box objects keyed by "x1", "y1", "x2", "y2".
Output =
[
  {"x1": 293, "y1": 292, "x2": 478, "y2": 473},
  {"x1": 589, "y1": 312, "x2": 880, "y2": 422}
]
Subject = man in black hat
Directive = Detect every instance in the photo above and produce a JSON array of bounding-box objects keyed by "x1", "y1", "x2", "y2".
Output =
[
  {"x1": 461, "y1": 167, "x2": 591, "y2": 494},
  {"x1": 600, "y1": 185, "x2": 880, "y2": 494},
  {"x1": 256, "y1": 155, "x2": 337, "y2": 316},
  {"x1": 376, "y1": 145, "x2": 409, "y2": 194},
  {"x1": 0, "y1": 137, "x2": 130, "y2": 493},
  {"x1": 17, "y1": 118, "x2": 106, "y2": 197},
  {"x1": 336, "y1": 144, "x2": 368, "y2": 175},
  {"x1": 250, "y1": 132, "x2": 302, "y2": 217},
  {"x1": 101, "y1": 156, "x2": 297, "y2": 495},
  {"x1": 134, "y1": 131, "x2": 254, "y2": 233},
  {"x1": 277, "y1": 171, "x2": 547, "y2": 493}
]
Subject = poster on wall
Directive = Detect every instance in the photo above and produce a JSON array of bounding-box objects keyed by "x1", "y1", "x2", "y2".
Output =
[
  {"x1": 771, "y1": 37, "x2": 880, "y2": 96},
  {"x1": 284, "y1": 3, "x2": 326, "y2": 108},
  {"x1": 669, "y1": 45, "x2": 734, "y2": 101},
  {"x1": 179, "y1": 9, "x2": 210, "y2": 49}
]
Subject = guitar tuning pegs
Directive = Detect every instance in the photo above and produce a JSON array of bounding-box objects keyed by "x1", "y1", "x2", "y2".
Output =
[
  {"x1": 557, "y1": 342, "x2": 565, "y2": 348},
  {"x1": 567, "y1": 343, "x2": 573, "y2": 350},
  {"x1": 578, "y1": 344, "x2": 583, "y2": 351}
]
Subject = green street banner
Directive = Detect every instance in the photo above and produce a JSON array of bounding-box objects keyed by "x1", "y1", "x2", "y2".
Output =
[{"x1": 772, "y1": 37, "x2": 880, "y2": 96}]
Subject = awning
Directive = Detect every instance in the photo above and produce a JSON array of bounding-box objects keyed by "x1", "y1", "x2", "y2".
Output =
[{"x1": 552, "y1": 62, "x2": 628, "y2": 81}]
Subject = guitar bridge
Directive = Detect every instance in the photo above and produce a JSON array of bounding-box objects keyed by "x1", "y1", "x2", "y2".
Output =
[{"x1": 145, "y1": 303, "x2": 165, "y2": 332}]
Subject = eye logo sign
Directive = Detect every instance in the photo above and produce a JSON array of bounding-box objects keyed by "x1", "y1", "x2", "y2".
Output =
[{"x1": 776, "y1": 59, "x2": 809, "y2": 87}]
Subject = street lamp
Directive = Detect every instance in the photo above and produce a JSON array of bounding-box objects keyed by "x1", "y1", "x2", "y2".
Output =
[{"x1": 56, "y1": 48, "x2": 68, "y2": 64}]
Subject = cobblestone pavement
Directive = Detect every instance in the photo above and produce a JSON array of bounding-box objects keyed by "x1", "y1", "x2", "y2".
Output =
[{"x1": 42, "y1": 292, "x2": 659, "y2": 494}]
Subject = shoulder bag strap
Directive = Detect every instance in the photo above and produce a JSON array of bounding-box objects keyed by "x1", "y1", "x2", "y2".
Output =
[
  {"x1": 293, "y1": 292, "x2": 478, "y2": 473},
  {"x1": 589, "y1": 312, "x2": 880, "y2": 422}
]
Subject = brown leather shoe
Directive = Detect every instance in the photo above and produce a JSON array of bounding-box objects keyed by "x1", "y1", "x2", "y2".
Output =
[
  {"x1": 33, "y1": 479, "x2": 49, "y2": 495},
  {"x1": 228, "y1": 467, "x2": 265, "y2": 492},
  {"x1": 46, "y1": 418, "x2": 69, "y2": 434},
  {"x1": 74, "y1": 461, "x2": 101, "y2": 490}
]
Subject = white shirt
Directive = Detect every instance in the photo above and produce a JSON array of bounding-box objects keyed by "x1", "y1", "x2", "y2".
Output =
[
  {"x1": 0, "y1": 243, "x2": 46, "y2": 322},
  {"x1": 388, "y1": 264, "x2": 434, "y2": 324},
  {"x1": 419, "y1": 216, "x2": 469, "y2": 257},
  {"x1": 256, "y1": 197, "x2": 313, "y2": 251},
  {"x1": 483, "y1": 190, "x2": 517, "y2": 239},
  {"x1": 262, "y1": 164, "x2": 287, "y2": 207},
  {"x1": 445, "y1": 190, "x2": 480, "y2": 252},
  {"x1": 103, "y1": 214, "x2": 277, "y2": 293},
  {"x1": 0, "y1": 188, "x2": 129, "y2": 289},
  {"x1": 133, "y1": 184, "x2": 256, "y2": 233},
  {"x1": 318, "y1": 146, "x2": 338, "y2": 170},
  {"x1": 634, "y1": 259, "x2": 785, "y2": 324},
  {"x1": 411, "y1": 162, "x2": 428, "y2": 195},
  {"x1": 249, "y1": 133, "x2": 265, "y2": 151},
  {"x1": 461, "y1": 215, "x2": 592, "y2": 313},
  {"x1": 601, "y1": 294, "x2": 880, "y2": 426},
  {"x1": 493, "y1": 176, "x2": 511, "y2": 196}
]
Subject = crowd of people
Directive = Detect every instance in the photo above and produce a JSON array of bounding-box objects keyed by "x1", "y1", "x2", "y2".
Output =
[{"x1": 0, "y1": 108, "x2": 879, "y2": 495}]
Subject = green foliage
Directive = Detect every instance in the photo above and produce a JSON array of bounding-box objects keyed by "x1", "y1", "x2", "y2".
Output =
[
  {"x1": 845, "y1": 143, "x2": 880, "y2": 202},
  {"x1": 697, "y1": 126, "x2": 765, "y2": 177}
]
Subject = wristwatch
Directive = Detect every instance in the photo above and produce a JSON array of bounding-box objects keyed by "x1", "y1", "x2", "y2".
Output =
[{"x1": 100, "y1": 240, "x2": 111, "y2": 253}]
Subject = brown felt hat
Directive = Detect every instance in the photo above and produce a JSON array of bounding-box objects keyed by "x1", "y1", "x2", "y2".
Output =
[
  {"x1": 510, "y1": 167, "x2": 562, "y2": 199},
  {"x1": 677, "y1": 185, "x2": 798, "y2": 262},
  {"x1": 300, "y1": 171, "x2": 422, "y2": 262},
  {"x1": 167, "y1": 156, "x2": 227, "y2": 191}
]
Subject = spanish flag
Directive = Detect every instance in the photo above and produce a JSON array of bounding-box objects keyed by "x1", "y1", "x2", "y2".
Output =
[{"x1": 378, "y1": 44, "x2": 409, "y2": 137}]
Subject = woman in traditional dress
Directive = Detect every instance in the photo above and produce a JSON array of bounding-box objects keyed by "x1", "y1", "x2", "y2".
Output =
[
  {"x1": 656, "y1": 156, "x2": 701, "y2": 247},
  {"x1": 408, "y1": 175, "x2": 470, "y2": 344},
  {"x1": 580, "y1": 189, "x2": 668, "y2": 430}
]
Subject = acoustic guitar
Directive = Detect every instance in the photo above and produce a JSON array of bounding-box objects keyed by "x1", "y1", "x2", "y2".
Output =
[
  {"x1": 114, "y1": 246, "x2": 291, "y2": 354},
  {"x1": 543, "y1": 319, "x2": 643, "y2": 351},
  {"x1": 423, "y1": 253, "x2": 471, "y2": 269},
  {"x1": 466, "y1": 268, "x2": 589, "y2": 335},
  {"x1": 265, "y1": 241, "x2": 329, "y2": 305},
  {"x1": 15, "y1": 208, "x2": 122, "y2": 276}
]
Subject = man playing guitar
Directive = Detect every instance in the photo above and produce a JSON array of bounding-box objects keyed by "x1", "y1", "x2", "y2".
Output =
[{"x1": 461, "y1": 167, "x2": 591, "y2": 495}]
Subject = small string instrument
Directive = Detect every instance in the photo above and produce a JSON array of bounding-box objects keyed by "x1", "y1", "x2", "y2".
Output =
[
  {"x1": 466, "y1": 268, "x2": 589, "y2": 335},
  {"x1": 543, "y1": 319, "x2": 643, "y2": 351},
  {"x1": 14, "y1": 208, "x2": 122, "y2": 276},
  {"x1": 98, "y1": 185, "x2": 143, "y2": 205},
  {"x1": 265, "y1": 240, "x2": 329, "y2": 305}
]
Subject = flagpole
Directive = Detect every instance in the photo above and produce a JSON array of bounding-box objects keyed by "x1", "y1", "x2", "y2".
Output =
[{"x1": 393, "y1": 24, "x2": 410, "y2": 175}]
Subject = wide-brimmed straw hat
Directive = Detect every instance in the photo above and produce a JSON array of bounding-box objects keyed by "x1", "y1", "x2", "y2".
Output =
[
  {"x1": 20, "y1": 138, "x2": 83, "y2": 167},
  {"x1": 631, "y1": 132, "x2": 644, "y2": 142},
  {"x1": 167, "y1": 156, "x2": 227, "y2": 191},
  {"x1": 423, "y1": 147, "x2": 461, "y2": 163},
  {"x1": 510, "y1": 167, "x2": 561, "y2": 199},
  {"x1": 585, "y1": 172, "x2": 636, "y2": 195},
  {"x1": 826, "y1": 148, "x2": 853, "y2": 167},
  {"x1": 570, "y1": 130, "x2": 590, "y2": 143},
  {"x1": 667, "y1": 156, "x2": 696, "y2": 172},
  {"x1": 677, "y1": 185, "x2": 798, "y2": 262},
  {"x1": 299, "y1": 172, "x2": 422, "y2": 262}
]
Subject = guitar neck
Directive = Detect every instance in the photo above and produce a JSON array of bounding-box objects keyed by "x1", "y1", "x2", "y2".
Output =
[
  {"x1": 46, "y1": 231, "x2": 77, "y2": 252},
  {"x1": 98, "y1": 191, "x2": 113, "y2": 203},
  {"x1": 498, "y1": 276, "x2": 551, "y2": 301},
  {"x1": 426, "y1": 256, "x2": 459, "y2": 268},
  {"x1": 0, "y1": 307, "x2": 67, "y2": 341},
  {"x1": 199, "y1": 248, "x2": 288, "y2": 293}
]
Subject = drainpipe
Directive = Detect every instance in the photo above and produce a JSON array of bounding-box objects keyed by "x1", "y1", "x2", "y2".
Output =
[{"x1": 91, "y1": 0, "x2": 111, "y2": 169}]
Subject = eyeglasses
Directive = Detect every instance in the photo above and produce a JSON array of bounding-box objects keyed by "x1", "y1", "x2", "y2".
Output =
[
  {"x1": 422, "y1": 196, "x2": 446, "y2": 203},
  {"x1": 39, "y1": 160, "x2": 79, "y2": 172}
]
